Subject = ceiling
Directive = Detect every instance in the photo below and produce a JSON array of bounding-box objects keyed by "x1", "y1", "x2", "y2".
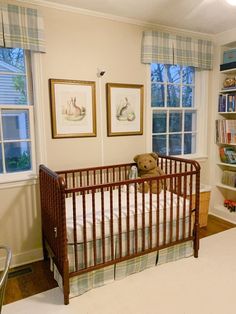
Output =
[{"x1": 35, "y1": 0, "x2": 236, "y2": 35}]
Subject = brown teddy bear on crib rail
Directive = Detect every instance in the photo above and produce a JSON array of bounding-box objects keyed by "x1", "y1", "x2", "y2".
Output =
[{"x1": 133, "y1": 153, "x2": 165, "y2": 194}]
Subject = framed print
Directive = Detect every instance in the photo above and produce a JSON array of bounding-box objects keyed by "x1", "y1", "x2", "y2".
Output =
[
  {"x1": 49, "y1": 79, "x2": 96, "y2": 138},
  {"x1": 106, "y1": 83, "x2": 144, "y2": 136}
]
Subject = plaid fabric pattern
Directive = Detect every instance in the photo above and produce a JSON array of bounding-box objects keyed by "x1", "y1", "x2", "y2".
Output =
[
  {"x1": 69, "y1": 265, "x2": 114, "y2": 298},
  {"x1": 52, "y1": 240, "x2": 193, "y2": 299},
  {"x1": 68, "y1": 236, "x2": 115, "y2": 272},
  {"x1": 157, "y1": 241, "x2": 193, "y2": 265},
  {"x1": 115, "y1": 252, "x2": 157, "y2": 280},
  {"x1": 141, "y1": 31, "x2": 173, "y2": 65},
  {"x1": 141, "y1": 30, "x2": 213, "y2": 70},
  {"x1": 0, "y1": 3, "x2": 45, "y2": 52}
]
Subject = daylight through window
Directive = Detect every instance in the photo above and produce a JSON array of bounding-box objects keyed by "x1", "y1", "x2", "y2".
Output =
[
  {"x1": 0, "y1": 48, "x2": 34, "y2": 177},
  {"x1": 151, "y1": 64, "x2": 197, "y2": 156}
]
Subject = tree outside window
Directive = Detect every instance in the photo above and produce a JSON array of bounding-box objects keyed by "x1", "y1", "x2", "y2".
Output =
[{"x1": 151, "y1": 64, "x2": 196, "y2": 156}]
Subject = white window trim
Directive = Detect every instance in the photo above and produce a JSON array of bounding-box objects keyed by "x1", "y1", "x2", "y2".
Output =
[
  {"x1": 0, "y1": 52, "x2": 47, "y2": 189},
  {"x1": 146, "y1": 64, "x2": 209, "y2": 159}
]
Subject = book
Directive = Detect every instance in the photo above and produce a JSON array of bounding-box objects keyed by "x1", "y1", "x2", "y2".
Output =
[
  {"x1": 219, "y1": 147, "x2": 236, "y2": 164},
  {"x1": 216, "y1": 119, "x2": 236, "y2": 144},
  {"x1": 222, "y1": 170, "x2": 236, "y2": 187}
]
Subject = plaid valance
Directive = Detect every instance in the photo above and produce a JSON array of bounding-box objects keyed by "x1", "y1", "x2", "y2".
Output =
[
  {"x1": 141, "y1": 30, "x2": 213, "y2": 70},
  {"x1": 0, "y1": 3, "x2": 45, "y2": 52}
]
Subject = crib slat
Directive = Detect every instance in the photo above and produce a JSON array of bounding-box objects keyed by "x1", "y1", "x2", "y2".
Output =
[
  {"x1": 79, "y1": 171, "x2": 82, "y2": 188},
  {"x1": 101, "y1": 187, "x2": 106, "y2": 263},
  {"x1": 176, "y1": 176, "x2": 180, "y2": 241},
  {"x1": 87, "y1": 171, "x2": 89, "y2": 188},
  {"x1": 142, "y1": 183, "x2": 145, "y2": 251},
  {"x1": 118, "y1": 185, "x2": 122, "y2": 258},
  {"x1": 149, "y1": 182, "x2": 153, "y2": 249},
  {"x1": 189, "y1": 170, "x2": 193, "y2": 237},
  {"x1": 92, "y1": 189, "x2": 97, "y2": 265},
  {"x1": 82, "y1": 191, "x2": 88, "y2": 269},
  {"x1": 134, "y1": 182, "x2": 138, "y2": 254},
  {"x1": 72, "y1": 192, "x2": 78, "y2": 271},
  {"x1": 72, "y1": 172, "x2": 75, "y2": 188},
  {"x1": 183, "y1": 172, "x2": 187, "y2": 239},
  {"x1": 126, "y1": 184, "x2": 130, "y2": 256},
  {"x1": 170, "y1": 177, "x2": 173, "y2": 243},
  {"x1": 109, "y1": 187, "x2": 114, "y2": 260},
  {"x1": 156, "y1": 180, "x2": 160, "y2": 247},
  {"x1": 93, "y1": 170, "x2": 97, "y2": 185},
  {"x1": 100, "y1": 169, "x2": 103, "y2": 185},
  {"x1": 163, "y1": 179, "x2": 167, "y2": 245}
]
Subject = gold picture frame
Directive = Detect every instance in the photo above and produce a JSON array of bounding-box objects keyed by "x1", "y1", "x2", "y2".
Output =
[
  {"x1": 106, "y1": 83, "x2": 144, "y2": 136},
  {"x1": 49, "y1": 79, "x2": 96, "y2": 138}
]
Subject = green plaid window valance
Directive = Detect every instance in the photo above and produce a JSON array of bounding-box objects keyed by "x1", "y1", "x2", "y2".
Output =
[
  {"x1": 0, "y1": 3, "x2": 45, "y2": 52},
  {"x1": 141, "y1": 30, "x2": 213, "y2": 70}
]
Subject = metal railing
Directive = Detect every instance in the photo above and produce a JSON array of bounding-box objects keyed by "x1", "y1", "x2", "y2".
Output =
[{"x1": 0, "y1": 246, "x2": 12, "y2": 313}]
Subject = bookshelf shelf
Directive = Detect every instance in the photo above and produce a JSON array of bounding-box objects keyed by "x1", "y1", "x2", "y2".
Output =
[
  {"x1": 212, "y1": 204, "x2": 236, "y2": 224},
  {"x1": 218, "y1": 112, "x2": 236, "y2": 115},
  {"x1": 220, "y1": 88, "x2": 236, "y2": 93},
  {"x1": 216, "y1": 183, "x2": 236, "y2": 191},
  {"x1": 217, "y1": 162, "x2": 236, "y2": 168},
  {"x1": 217, "y1": 143, "x2": 236, "y2": 146},
  {"x1": 220, "y1": 68, "x2": 236, "y2": 74}
]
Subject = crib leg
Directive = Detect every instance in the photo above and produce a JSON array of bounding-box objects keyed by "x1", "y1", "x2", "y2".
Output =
[
  {"x1": 64, "y1": 291, "x2": 69, "y2": 305},
  {"x1": 42, "y1": 236, "x2": 49, "y2": 260},
  {"x1": 63, "y1": 260, "x2": 70, "y2": 305},
  {"x1": 193, "y1": 223, "x2": 199, "y2": 258},
  {"x1": 63, "y1": 281, "x2": 70, "y2": 305}
]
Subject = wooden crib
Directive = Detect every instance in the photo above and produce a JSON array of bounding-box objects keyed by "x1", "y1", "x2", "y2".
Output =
[{"x1": 39, "y1": 155, "x2": 200, "y2": 304}]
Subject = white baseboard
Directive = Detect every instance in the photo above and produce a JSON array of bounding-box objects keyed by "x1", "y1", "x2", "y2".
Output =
[{"x1": 0, "y1": 248, "x2": 43, "y2": 270}]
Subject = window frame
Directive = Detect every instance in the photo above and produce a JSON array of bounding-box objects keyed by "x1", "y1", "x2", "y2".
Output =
[
  {"x1": 146, "y1": 65, "x2": 209, "y2": 159},
  {"x1": 0, "y1": 49, "x2": 37, "y2": 184}
]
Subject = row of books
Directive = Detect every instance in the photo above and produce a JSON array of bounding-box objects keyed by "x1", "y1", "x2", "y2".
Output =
[
  {"x1": 215, "y1": 119, "x2": 236, "y2": 144},
  {"x1": 218, "y1": 93, "x2": 236, "y2": 112},
  {"x1": 219, "y1": 147, "x2": 236, "y2": 164},
  {"x1": 222, "y1": 170, "x2": 236, "y2": 187}
]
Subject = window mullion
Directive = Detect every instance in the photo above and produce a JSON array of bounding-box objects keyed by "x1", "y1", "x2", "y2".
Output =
[
  {"x1": 166, "y1": 110, "x2": 169, "y2": 155},
  {"x1": 0, "y1": 109, "x2": 6, "y2": 173},
  {"x1": 181, "y1": 109, "x2": 185, "y2": 155}
]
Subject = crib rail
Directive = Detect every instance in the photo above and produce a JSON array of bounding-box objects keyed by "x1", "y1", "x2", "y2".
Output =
[{"x1": 39, "y1": 155, "x2": 200, "y2": 305}]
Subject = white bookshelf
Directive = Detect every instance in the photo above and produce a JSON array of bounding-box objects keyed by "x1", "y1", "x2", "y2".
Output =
[
  {"x1": 212, "y1": 50, "x2": 236, "y2": 222},
  {"x1": 216, "y1": 183, "x2": 236, "y2": 191}
]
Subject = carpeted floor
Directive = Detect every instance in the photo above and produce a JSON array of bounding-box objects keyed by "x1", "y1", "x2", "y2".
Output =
[{"x1": 3, "y1": 228, "x2": 236, "y2": 314}]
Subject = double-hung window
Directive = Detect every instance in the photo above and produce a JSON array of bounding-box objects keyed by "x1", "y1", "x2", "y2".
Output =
[
  {"x1": 151, "y1": 63, "x2": 203, "y2": 156},
  {"x1": 0, "y1": 47, "x2": 35, "y2": 182}
]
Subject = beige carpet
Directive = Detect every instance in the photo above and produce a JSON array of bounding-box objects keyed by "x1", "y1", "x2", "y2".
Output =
[{"x1": 3, "y1": 228, "x2": 236, "y2": 314}]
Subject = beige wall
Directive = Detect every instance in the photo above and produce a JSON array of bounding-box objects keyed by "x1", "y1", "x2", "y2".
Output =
[
  {"x1": 0, "y1": 2, "x2": 211, "y2": 266},
  {"x1": 41, "y1": 8, "x2": 147, "y2": 169},
  {"x1": 0, "y1": 183, "x2": 42, "y2": 267}
]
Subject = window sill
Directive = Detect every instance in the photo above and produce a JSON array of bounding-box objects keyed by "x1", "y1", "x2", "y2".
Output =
[
  {"x1": 184, "y1": 155, "x2": 208, "y2": 162},
  {"x1": 0, "y1": 173, "x2": 38, "y2": 190},
  {"x1": 171, "y1": 154, "x2": 208, "y2": 162}
]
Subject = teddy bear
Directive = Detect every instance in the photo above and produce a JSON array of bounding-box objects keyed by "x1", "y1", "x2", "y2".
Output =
[{"x1": 133, "y1": 153, "x2": 165, "y2": 194}]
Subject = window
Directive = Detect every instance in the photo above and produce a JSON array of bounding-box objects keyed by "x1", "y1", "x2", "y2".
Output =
[
  {"x1": 0, "y1": 47, "x2": 35, "y2": 181},
  {"x1": 151, "y1": 64, "x2": 198, "y2": 156}
]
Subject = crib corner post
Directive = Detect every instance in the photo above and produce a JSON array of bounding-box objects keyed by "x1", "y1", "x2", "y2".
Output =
[
  {"x1": 63, "y1": 259, "x2": 70, "y2": 305},
  {"x1": 193, "y1": 222, "x2": 199, "y2": 258},
  {"x1": 64, "y1": 292, "x2": 69, "y2": 305}
]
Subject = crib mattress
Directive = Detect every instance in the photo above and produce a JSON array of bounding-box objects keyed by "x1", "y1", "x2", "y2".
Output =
[{"x1": 65, "y1": 189, "x2": 190, "y2": 244}]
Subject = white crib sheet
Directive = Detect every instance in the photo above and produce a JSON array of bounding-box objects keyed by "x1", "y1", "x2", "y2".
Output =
[{"x1": 65, "y1": 189, "x2": 190, "y2": 243}]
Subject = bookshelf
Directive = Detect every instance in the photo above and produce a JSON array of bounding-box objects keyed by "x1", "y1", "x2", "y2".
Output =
[{"x1": 212, "y1": 59, "x2": 236, "y2": 222}]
